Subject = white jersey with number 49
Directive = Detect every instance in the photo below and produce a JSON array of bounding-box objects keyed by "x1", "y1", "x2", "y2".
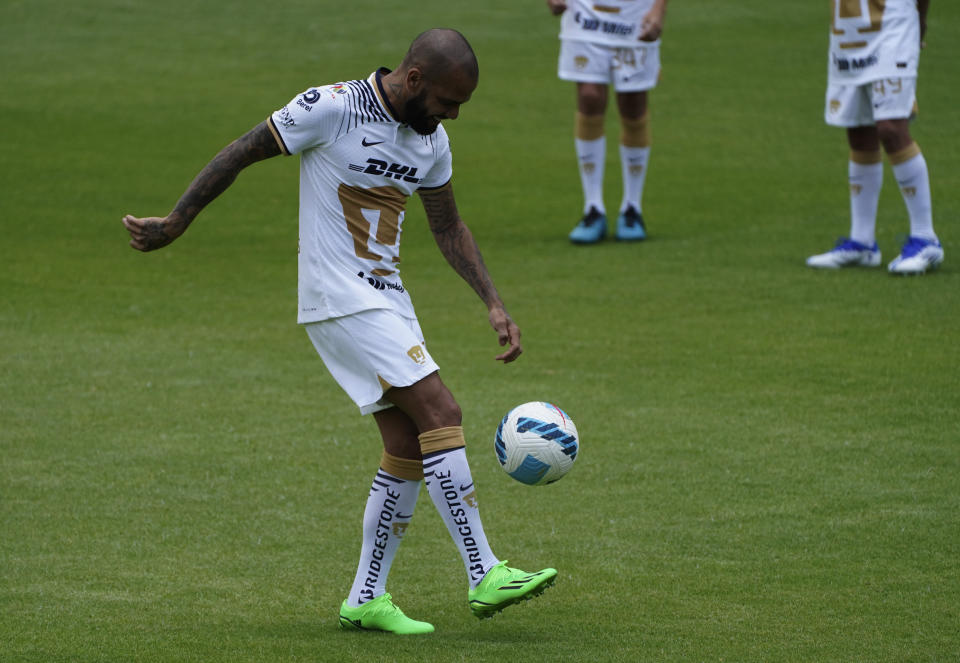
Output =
[
  {"x1": 268, "y1": 69, "x2": 452, "y2": 324},
  {"x1": 828, "y1": 0, "x2": 920, "y2": 85},
  {"x1": 559, "y1": 0, "x2": 658, "y2": 47}
]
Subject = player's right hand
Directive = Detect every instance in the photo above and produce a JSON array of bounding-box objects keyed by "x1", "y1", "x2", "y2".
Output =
[
  {"x1": 547, "y1": 0, "x2": 567, "y2": 16},
  {"x1": 122, "y1": 214, "x2": 185, "y2": 252}
]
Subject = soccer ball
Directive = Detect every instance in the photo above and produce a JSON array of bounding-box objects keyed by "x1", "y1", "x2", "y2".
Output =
[{"x1": 494, "y1": 401, "x2": 579, "y2": 486}]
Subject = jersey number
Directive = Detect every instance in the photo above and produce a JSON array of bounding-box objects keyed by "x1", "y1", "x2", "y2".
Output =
[
  {"x1": 612, "y1": 47, "x2": 647, "y2": 69},
  {"x1": 337, "y1": 183, "x2": 406, "y2": 276},
  {"x1": 832, "y1": 0, "x2": 885, "y2": 36}
]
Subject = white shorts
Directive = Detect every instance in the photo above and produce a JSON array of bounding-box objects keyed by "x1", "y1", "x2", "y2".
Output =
[
  {"x1": 825, "y1": 77, "x2": 917, "y2": 127},
  {"x1": 304, "y1": 308, "x2": 439, "y2": 415},
  {"x1": 558, "y1": 39, "x2": 661, "y2": 92}
]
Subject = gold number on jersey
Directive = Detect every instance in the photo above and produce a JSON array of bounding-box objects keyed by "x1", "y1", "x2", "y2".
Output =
[
  {"x1": 337, "y1": 184, "x2": 407, "y2": 275},
  {"x1": 832, "y1": 0, "x2": 885, "y2": 35}
]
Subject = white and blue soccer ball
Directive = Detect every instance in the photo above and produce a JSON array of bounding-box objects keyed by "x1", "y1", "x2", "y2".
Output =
[{"x1": 495, "y1": 401, "x2": 579, "y2": 486}]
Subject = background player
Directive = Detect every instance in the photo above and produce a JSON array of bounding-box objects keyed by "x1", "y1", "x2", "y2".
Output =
[
  {"x1": 122, "y1": 28, "x2": 556, "y2": 635},
  {"x1": 547, "y1": 0, "x2": 668, "y2": 244},
  {"x1": 807, "y1": 0, "x2": 942, "y2": 274}
]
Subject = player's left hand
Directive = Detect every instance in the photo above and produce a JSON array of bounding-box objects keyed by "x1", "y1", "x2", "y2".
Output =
[
  {"x1": 639, "y1": 6, "x2": 665, "y2": 41},
  {"x1": 489, "y1": 306, "x2": 522, "y2": 363}
]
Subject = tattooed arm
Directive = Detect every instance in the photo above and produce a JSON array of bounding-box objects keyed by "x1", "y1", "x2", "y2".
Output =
[
  {"x1": 418, "y1": 184, "x2": 522, "y2": 363},
  {"x1": 122, "y1": 120, "x2": 282, "y2": 251}
]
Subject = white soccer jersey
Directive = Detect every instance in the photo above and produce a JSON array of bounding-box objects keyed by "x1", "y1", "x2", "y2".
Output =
[
  {"x1": 268, "y1": 69, "x2": 453, "y2": 324},
  {"x1": 828, "y1": 0, "x2": 920, "y2": 85},
  {"x1": 559, "y1": 0, "x2": 659, "y2": 47}
]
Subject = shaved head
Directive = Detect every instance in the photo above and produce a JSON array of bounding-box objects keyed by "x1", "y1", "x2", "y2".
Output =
[
  {"x1": 399, "y1": 28, "x2": 479, "y2": 84},
  {"x1": 380, "y1": 29, "x2": 478, "y2": 135}
]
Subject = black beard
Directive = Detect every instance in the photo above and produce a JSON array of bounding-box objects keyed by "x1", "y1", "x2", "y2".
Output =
[{"x1": 403, "y1": 90, "x2": 438, "y2": 135}]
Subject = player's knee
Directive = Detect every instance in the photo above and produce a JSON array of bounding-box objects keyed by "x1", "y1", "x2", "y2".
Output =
[
  {"x1": 406, "y1": 384, "x2": 462, "y2": 430},
  {"x1": 430, "y1": 398, "x2": 462, "y2": 429},
  {"x1": 616, "y1": 91, "x2": 647, "y2": 120},
  {"x1": 876, "y1": 120, "x2": 911, "y2": 152},
  {"x1": 577, "y1": 85, "x2": 607, "y2": 115}
]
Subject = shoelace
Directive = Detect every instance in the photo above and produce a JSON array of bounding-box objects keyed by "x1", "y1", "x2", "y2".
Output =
[
  {"x1": 835, "y1": 238, "x2": 866, "y2": 251},
  {"x1": 900, "y1": 237, "x2": 930, "y2": 258},
  {"x1": 582, "y1": 210, "x2": 603, "y2": 226}
]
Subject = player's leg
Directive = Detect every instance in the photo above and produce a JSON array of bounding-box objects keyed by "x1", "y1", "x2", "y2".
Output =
[
  {"x1": 808, "y1": 83, "x2": 882, "y2": 268},
  {"x1": 382, "y1": 373, "x2": 499, "y2": 585},
  {"x1": 568, "y1": 82, "x2": 609, "y2": 243},
  {"x1": 845, "y1": 125, "x2": 884, "y2": 249},
  {"x1": 305, "y1": 313, "x2": 436, "y2": 634},
  {"x1": 879, "y1": 118, "x2": 932, "y2": 241},
  {"x1": 869, "y1": 76, "x2": 941, "y2": 273},
  {"x1": 614, "y1": 89, "x2": 650, "y2": 240},
  {"x1": 384, "y1": 374, "x2": 557, "y2": 618},
  {"x1": 611, "y1": 41, "x2": 659, "y2": 241},
  {"x1": 338, "y1": 407, "x2": 432, "y2": 634},
  {"x1": 876, "y1": 117, "x2": 942, "y2": 273},
  {"x1": 575, "y1": 81, "x2": 609, "y2": 217},
  {"x1": 558, "y1": 39, "x2": 610, "y2": 243}
]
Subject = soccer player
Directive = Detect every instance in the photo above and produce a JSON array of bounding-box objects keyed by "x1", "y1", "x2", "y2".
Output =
[
  {"x1": 122, "y1": 29, "x2": 556, "y2": 635},
  {"x1": 547, "y1": 0, "x2": 668, "y2": 244},
  {"x1": 807, "y1": 0, "x2": 943, "y2": 274}
]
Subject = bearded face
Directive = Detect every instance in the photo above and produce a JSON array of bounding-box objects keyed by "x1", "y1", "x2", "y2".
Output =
[{"x1": 402, "y1": 88, "x2": 440, "y2": 136}]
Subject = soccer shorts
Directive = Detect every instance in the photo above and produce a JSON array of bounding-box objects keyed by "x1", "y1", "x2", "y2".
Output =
[
  {"x1": 304, "y1": 308, "x2": 439, "y2": 415},
  {"x1": 558, "y1": 39, "x2": 661, "y2": 92},
  {"x1": 825, "y1": 77, "x2": 917, "y2": 127}
]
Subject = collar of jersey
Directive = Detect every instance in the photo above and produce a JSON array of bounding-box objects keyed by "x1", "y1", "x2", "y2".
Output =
[{"x1": 371, "y1": 68, "x2": 401, "y2": 124}]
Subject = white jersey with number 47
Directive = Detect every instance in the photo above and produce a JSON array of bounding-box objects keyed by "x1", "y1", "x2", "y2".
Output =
[
  {"x1": 268, "y1": 69, "x2": 453, "y2": 324},
  {"x1": 828, "y1": 0, "x2": 920, "y2": 85}
]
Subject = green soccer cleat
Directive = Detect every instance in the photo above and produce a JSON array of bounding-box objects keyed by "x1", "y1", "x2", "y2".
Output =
[
  {"x1": 338, "y1": 593, "x2": 435, "y2": 635},
  {"x1": 468, "y1": 561, "x2": 558, "y2": 619}
]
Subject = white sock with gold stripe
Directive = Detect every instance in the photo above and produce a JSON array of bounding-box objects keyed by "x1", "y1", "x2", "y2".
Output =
[
  {"x1": 346, "y1": 467, "x2": 421, "y2": 607},
  {"x1": 619, "y1": 145, "x2": 650, "y2": 214},
  {"x1": 576, "y1": 137, "x2": 606, "y2": 215},
  {"x1": 420, "y1": 427, "x2": 498, "y2": 589}
]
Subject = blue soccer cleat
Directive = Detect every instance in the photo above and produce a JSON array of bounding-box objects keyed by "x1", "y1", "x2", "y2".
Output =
[
  {"x1": 806, "y1": 237, "x2": 881, "y2": 269},
  {"x1": 887, "y1": 236, "x2": 944, "y2": 275},
  {"x1": 615, "y1": 206, "x2": 646, "y2": 241},
  {"x1": 569, "y1": 207, "x2": 607, "y2": 244}
]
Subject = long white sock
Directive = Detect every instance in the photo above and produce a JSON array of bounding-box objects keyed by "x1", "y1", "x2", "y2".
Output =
[
  {"x1": 346, "y1": 469, "x2": 420, "y2": 607},
  {"x1": 575, "y1": 136, "x2": 606, "y2": 215},
  {"x1": 891, "y1": 147, "x2": 936, "y2": 241},
  {"x1": 848, "y1": 151, "x2": 883, "y2": 246},
  {"x1": 420, "y1": 427, "x2": 499, "y2": 588},
  {"x1": 619, "y1": 145, "x2": 650, "y2": 213}
]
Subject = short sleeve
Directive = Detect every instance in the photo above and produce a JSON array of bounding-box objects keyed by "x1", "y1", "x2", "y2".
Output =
[
  {"x1": 418, "y1": 126, "x2": 453, "y2": 191},
  {"x1": 269, "y1": 86, "x2": 344, "y2": 156}
]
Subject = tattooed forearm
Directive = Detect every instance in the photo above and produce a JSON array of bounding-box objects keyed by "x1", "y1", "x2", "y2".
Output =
[
  {"x1": 420, "y1": 187, "x2": 501, "y2": 306},
  {"x1": 170, "y1": 121, "x2": 282, "y2": 226}
]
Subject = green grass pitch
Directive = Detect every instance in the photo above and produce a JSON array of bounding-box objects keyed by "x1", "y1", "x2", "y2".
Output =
[{"x1": 2, "y1": 1, "x2": 959, "y2": 661}]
